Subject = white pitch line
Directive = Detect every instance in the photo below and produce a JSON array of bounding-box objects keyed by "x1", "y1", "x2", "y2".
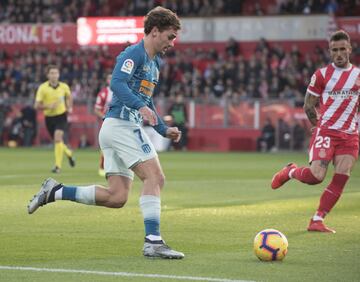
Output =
[{"x1": 0, "y1": 265, "x2": 254, "y2": 282}]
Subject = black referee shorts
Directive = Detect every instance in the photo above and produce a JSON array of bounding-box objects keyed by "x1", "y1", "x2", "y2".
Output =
[{"x1": 45, "y1": 112, "x2": 68, "y2": 138}]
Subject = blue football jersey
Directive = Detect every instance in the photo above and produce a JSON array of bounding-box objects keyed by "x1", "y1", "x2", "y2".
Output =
[{"x1": 106, "y1": 40, "x2": 168, "y2": 136}]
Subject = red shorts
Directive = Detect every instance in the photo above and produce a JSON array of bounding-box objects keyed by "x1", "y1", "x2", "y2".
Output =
[{"x1": 309, "y1": 128, "x2": 359, "y2": 162}]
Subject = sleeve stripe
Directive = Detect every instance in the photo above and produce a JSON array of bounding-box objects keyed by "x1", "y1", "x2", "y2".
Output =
[{"x1": 307, "y1": 88, "x2": 320, "y2": 97}]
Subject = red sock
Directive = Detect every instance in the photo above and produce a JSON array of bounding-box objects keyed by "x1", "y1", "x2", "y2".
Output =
[
  {"x1": 292, "y1": 167, "x2": 322, "y2": 185},
  {"x1": 316, "y1": 173, "x2": 349, "y2": 218},
  {"x1": 100, "y1": 154, "x2": 104, "y2": 169}
]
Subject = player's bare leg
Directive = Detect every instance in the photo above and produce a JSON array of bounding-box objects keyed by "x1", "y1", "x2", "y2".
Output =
[
  {"x1": 28, "y1": 175, "x2": 131, "y2": 214},
  {"x1": 309, "y1": 155, "x2": 355, "y2": 233},
  {"x1": 133, "y1": 158, "x2": 184, "y2": 259}
]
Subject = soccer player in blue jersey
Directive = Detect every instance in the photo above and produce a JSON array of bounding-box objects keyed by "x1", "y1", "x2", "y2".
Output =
[{"x1": 28, "y1": 7, "x2": 184, "y2": 259}]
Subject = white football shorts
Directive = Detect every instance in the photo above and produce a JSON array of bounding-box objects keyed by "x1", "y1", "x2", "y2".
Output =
[{"x1": 99, "y1": 117, "x2": 158, "y2": 179}]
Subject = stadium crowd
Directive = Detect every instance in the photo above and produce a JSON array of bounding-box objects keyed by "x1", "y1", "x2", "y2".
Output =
[
  {"x1": 1, "y1": 38, "x2": 360, "y2": 104},
  {"x1": 0, "y1": 36, "x2": 334, "y2": 148},
  {"x1": 1, "y1": 0, "x2": 359, "y2": 23},
  {"x1": 1, "y1": 1, "x2": 359, "y2": 148},
  {"x1": 1, "y1": 0, "x2": 359, "y2": 103}
]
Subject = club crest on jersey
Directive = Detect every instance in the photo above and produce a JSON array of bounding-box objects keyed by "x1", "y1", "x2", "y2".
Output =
[{"x1": 121, "y1": 59, "x2": 134, "y2": 74}]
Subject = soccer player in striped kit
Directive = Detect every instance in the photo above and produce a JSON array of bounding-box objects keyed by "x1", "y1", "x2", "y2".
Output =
[
  {"x1": 271, "y1": 30, "x2": 359, "y2": 233},
  {"x1": 94, "y1": 74, "x2": 113, "y2": 177},
  {"x1": 28, "y1": 7, "x2": 184, "y2": 258}
]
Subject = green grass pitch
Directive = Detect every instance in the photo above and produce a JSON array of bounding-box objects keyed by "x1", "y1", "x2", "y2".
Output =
[{"x1": 0, "y1": 148, "x2": 359, "y2": 282}]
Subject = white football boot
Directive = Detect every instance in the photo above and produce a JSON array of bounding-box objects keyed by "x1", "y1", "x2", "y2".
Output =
[
  {"x1": 28, "y1": 178, "x2": 62, "y2": 214},
  {"x1": 143, "y1": 239, "x2": 185, "y2": 259}
]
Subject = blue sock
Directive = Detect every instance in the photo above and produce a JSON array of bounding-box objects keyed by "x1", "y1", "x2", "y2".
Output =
[
  {"x1": 139, "y1": 195, "x2": 161, "y2": 239},
  {"x1": 55, "y1": 185, "x2": 96, "y2": 205},
  {"x1": 62, "y1": 186, "x2": 77, "y2": 201}
]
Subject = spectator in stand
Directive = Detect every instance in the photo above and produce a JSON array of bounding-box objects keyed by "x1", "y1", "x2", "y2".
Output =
[
  {"x1": 352, "y1": 42, "x2": 360, "y2": 61},
  {"x1": 325, "y1": 0, "x2": 339, "y2": 14},
  {"x1": 167, "y1": 93, "x2": 188, "y2": 150},
  {"x1": 293, "y1": 89, "x2": 305, "y2": 107},
  {"x1": 0, "y1": 92, "x2": 12, "y2": 145},
  {"x1": 21, "y1": 103, "x2": 37, "y2": 147},
  {"x1": 78, "y1": 134, "x2": 91, "y2": 149},
  {"x1": 8, "y1": 110, "x2": 23, "y2": 146},
  {"x1": 292, "y1": 121, "x2": 306, "y2": 151},
  {"x1": 257, "y1": 118, "x2": 275, "y2": 152},
  {"x1": 223, "y1": 0, "x2": 243, "y2": 14},
  {"x1": 278, "y1": 118, "x2": 291, "y2": 150},
  {"x1": 252, "y1": 1, "x2": 264, "y2": 15},
  {"x1": 255, "y1": 37, "x2": 270, "y2": 52}
]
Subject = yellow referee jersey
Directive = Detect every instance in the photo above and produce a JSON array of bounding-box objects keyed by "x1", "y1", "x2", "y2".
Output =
[{"x1": 35, "y1": 81, "x2": 71, "y2": 117}]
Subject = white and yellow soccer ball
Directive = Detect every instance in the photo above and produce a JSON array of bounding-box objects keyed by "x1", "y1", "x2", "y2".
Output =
[{"x1": 253, "y1": 229, "x2": 288, "y2": 261}]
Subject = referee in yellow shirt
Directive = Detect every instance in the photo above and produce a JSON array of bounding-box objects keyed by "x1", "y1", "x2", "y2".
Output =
[{"x1": 35, "y1": 65, "x2": 75, "y2": 173}]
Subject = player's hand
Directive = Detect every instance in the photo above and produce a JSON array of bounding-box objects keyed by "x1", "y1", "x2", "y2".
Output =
[
  {"x1": 166, "y1": 127, "x2": 182, "y2": 143},
  {"x1": 139, "y1": 106, "x2": 158, "y2": 126}
]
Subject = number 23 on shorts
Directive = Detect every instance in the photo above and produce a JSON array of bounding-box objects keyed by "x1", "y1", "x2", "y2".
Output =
[{"x1": 315, "y1": 136, "x2": 331, "y2": 148}]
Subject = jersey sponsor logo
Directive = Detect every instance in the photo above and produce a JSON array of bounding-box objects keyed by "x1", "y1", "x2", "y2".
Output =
[
  {"x1": 309, "y1": 74, "x2": 316, "y2": 87},
  {"x1": 139, "y1": 80, "x2": 155, "y2": 97},
  {"x1": 328, "y1": 90, "x2": 358, "y2": 99},
  {"x1": 121, "y1": 59, "x2": 134, "y2": 74}
]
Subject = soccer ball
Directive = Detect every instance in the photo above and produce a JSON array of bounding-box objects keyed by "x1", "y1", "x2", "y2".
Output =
[{"x1": 253, "y1": 229, "x2": 288, "y2": 261}]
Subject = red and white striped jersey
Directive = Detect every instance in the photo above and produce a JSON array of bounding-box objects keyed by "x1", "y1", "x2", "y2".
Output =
[
  {"x1": 307, "y1": 63, "x2": 360, "y2": 134},
  {"x1": 94, "y1": 86, "x2": 113, "y2": 116}
]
